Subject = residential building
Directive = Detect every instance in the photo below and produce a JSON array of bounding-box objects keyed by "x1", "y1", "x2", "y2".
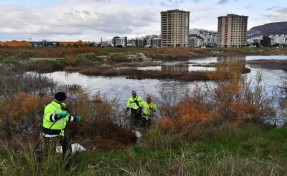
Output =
[
  {"x1": 248, "y1": 35, "x2": 287, "y2": 46},
  {"x1": 217, "y1": 14, "x2": 248, "y2": 48},
  {"x1": 112, "y1": 36, "x2": 127, "y2": 47},
  {"x1": 126, "y1": 39, "x2": 136, "y2": 47},
  {"x1": 271, "y1": 34, "x2": 286, "y2": 45},
  {"x1": 135, "y1": 37, "x2": 147, "y2": 47},
  {"x1": 189, "y1": 29, "x2": 217, "y2": 47},
  {"x1": 161, "y1": 9, "x2": 190, "y2": 47},
  {"x1": 189, "y1": 37, "x2": 203, "y2": 48},
  {"x1": 150, "y1": 38, "x2": 161, "y2": 48}
]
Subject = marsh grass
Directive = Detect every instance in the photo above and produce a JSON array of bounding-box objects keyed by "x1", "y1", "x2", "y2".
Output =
[
  {"x1": 63, "y1": 56, "x2": 251, "y2": 82},
  {"x1": 60, "y1": 123, "x2": 287, "y2": 175},
  {"x1": 2, "y1": 123, "x2": 287, "y2": 175},
  {"x1": 27, "y1": 60, "x2": 66, "y2": 73},
  {"x1": 2, "y1": 46, "x2": 285, "y2": 78},
  {"x1": 75, "y1": 66, "x2": 212, "y2": 81}
]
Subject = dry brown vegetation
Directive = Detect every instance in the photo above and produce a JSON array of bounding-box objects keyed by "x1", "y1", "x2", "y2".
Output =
[
  {"x1": 0, "y1": 65, "x2": 135, "y2": 151},
  {"x1": 0, "y1": 41, "x2": 30, "y2": 47},
  {"x1": 1, "y1": 46, "x2": 287, "y2": 59},
  {"x1": 152, "y1": 62, "x2": 274, "y2": 143},
  {"x1": 1, "y1": 46, "x2": 287, "y2": 75},
  {"x1": 0, "y1": 41, "x2": 91, "y2": 47},
  {"x1": 0, "y1": 47, "x2": 105, "y2": 59},
  {"x1": 63, "y1": 60, "x2": 250, "y2": 82},
  {"x1": 79, "y1": 67, "x2": 212, "y2": 81},
  {"x1": 0, "y1": 47, "x2": 283, "y2": 152},
  {"x1": 0, "y1": 59, "x2": 273, "y2": 152},
  {"x1": 247, "y1": 59, "x2": 287, "y2": 71}
]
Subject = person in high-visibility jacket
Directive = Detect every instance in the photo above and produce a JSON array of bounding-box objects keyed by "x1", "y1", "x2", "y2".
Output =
[
  {"x1": 142, "y1": 96, "x2": 157, "y2": 127},
  {"x1": 125, "y1": 90, "x2": 144, "y2": 128},
  {"x1": 42, "y1": 91, "x2": 82, "y2": 167}
]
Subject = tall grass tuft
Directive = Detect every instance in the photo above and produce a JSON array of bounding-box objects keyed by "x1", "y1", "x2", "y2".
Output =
[{"x1": 0, "y1": 140, "x2": 77, "y2": 176}]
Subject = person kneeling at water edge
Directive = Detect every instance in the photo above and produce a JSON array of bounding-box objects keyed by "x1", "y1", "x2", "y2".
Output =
[{"x1": 41, "y1": 92, "x2": 82, "y2": 167}]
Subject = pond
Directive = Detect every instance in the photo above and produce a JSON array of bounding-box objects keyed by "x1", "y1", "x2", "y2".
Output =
[{"x1": 40, "y1": 55, "x2": 287, "y2": 125}]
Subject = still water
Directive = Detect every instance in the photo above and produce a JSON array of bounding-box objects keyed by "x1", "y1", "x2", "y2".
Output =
[{"x1": 41, "y1": 55, "x2": 287, "y2": 124}]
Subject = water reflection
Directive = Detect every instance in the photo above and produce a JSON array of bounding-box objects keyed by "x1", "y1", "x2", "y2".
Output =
[
  {"x1": 217, "y1": 55, "x2": 246, "y2": 62},
  {"x1": 161, "y1": 64, "x2": 189, "y2": 74},
  {"x1": 39, "y1": 55, "x2": 287, "y2": 125},
  {"x1": 136, "y1": 64, "x2": 215, "y2": 72},
  {"x1": 246, "y1": 55, "x2": 287, "y2": 60},
  {"x1": 41, "y1": 72, "x2": 194, "y2": 107}
]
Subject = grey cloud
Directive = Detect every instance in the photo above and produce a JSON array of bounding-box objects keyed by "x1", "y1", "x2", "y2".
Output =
[
  {"x1": 98, "y1": 26, "x2": 133, "y2": 34},
  {"x1": 159, "y1": 0, "x2": 184, "y2": 7},
  {"x1": 263, "y1": 7, "x2": 287, "y2": 21},
  {"x1": 266, "y1": 6, "x2": 278, "y2": 11},
  {"x1": 277, "y1": 7, "x2": 287, "y2": 13},
  {"x1": 0, "y1": 5, "x2": 93, "y2": 35},
  {"x1": 0, "y1": 1, "x2": 160, "y2": 41},
  {"x1": 83, "y1": 10, "x2": 91, "y2": 15},
  {"x1": 217, "y1": 0, "x2": 228, "y2": 4},
  {"x1": 51, "y1": 7, "x2": 157, "y2": 35},
  {"x1": 160, "y1": 2, "x2": 169, "y2": 7},
  {"x1": 154, "y1": 0, "x2": 201, "y2": 7}
]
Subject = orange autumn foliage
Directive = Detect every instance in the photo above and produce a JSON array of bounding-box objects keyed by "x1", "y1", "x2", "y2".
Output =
[
  {"x1": 158, "y1": 117, "x2": 175, "y2": 129},
  {"x1": 1, "y1": 92, "x2": 49, "y2": 125},
  {"x1": 58, "y1": 41, "x2": 91, "y2": 47},
  {"x1": 0, "y1": 41, "x2": 30, "y2": 47},
  {"x1": 156, "y1": 62, "x2": 273, "y2": 130},
  {"x1": 177, "y1": 106, "x2": 213, "y2": 124},
  {"x1": 213, "y1": 72, "x2": 259, "y2": 121},
  {"x1": 206, "y1": 67, "x2": 228, "y2": 80}
]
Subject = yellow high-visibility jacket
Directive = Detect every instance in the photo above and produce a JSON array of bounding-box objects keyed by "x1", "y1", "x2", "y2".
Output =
[
  {"x1": 42, "y1": 100, "x2": 75, "y2": 137},
  {"x1": 126, "y1": 96, "x2": 144, "y2": 110},
  {"x1": 143, "y1": 101, "x2": 157, "y2": 116}
]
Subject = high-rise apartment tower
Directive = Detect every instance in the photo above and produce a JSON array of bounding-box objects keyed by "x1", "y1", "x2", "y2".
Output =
[
  {"x1": 161, "y1": 9, "x2": 190, "y2": 47},
  {"x1": 217, "y1": 14, "x2": 248, "y2": 48}
]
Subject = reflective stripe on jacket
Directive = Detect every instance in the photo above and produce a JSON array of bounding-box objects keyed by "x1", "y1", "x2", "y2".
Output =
[{"x1": 42, "y1": 100, "x2": 74, "y2": 137}]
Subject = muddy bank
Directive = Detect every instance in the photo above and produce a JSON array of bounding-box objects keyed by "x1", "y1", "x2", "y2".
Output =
[{"x1": 247, "y1": 59, "x2": 287, "y2": 70}]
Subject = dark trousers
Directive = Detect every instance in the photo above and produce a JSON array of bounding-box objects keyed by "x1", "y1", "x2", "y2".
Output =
[
  {"x1": 130, "y1": 108, "x2": 143, "y2": 129},
  {"x1": 38, "y1": 135, "x2": 72, "y2": 167},
  {"x1": 142, "y1": 113, "x2": 152, "y2": 127}
]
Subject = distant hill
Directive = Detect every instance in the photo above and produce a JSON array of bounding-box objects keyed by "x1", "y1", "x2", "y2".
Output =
[{"x1": 248, "y1": 22, "x2": 287, "y2": 38}]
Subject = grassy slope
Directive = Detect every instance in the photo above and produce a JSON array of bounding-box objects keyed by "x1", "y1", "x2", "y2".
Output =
[
  {"x1": 2, "y1": 124, "x2": 286, "y2": 175},
  {"x1": 65, "y1": 123, "x2": 287, "y2": 175}
]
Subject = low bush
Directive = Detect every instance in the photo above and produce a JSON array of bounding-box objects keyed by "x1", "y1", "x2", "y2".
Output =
[{"x1": 65, "y1": 55, "x2": 93, "y2": 66}]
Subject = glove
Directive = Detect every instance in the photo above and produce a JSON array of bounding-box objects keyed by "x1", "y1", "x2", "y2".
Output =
[
  {"x1": 144, "y1": 116, "x2": 150, "y2": 121},
  {"x1": 56, "y1": 112, "x2": 69, "y2": 119},
  {"x1": 75, "y1": 116, "x2": 82, "y2": 122}
]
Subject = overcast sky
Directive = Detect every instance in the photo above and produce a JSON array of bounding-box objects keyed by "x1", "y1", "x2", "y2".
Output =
[{"x1": 0, "y1": 0, "x2": 286, "y2": 42}]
